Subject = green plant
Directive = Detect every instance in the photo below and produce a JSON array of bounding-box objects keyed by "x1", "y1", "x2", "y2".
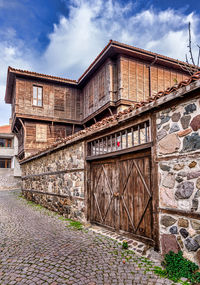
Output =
[
  {"x1": 122, "y1": 241, "x2": 128, "y2": 249},
  {"x1": 154, "y1": 251, "x2": 200, "y2": 284},
  {"x1": 67, "y1": 220, "x2": 83, "y2": 230}
]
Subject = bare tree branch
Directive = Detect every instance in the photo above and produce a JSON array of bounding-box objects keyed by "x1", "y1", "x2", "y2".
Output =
[
  {"x1": 197, "y1": 45, "x2": 200, "y2": 67},
  {"x1": 188, "y1": 22, "x2": 196, "y2": 66}
]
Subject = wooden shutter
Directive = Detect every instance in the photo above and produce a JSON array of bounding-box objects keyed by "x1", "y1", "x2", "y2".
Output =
[
  {"x1": 99, "y1": 70, "x2": 105, "y2": 100},
  {"x1": 89, "y1": 82, "x2": 93, "y2": 108},
  {"x1": 36, "y1": 124, "x2": 47, "y2": 142},
  {"x1": 54, "y1": 88, "x2": 65, "y2": 111}
]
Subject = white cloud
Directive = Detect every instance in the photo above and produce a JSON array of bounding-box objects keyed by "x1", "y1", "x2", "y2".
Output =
[
  {"x1": 41, "y1": 1, "x2": 200, "y2": 79},
  {"x1": 0, "y1": 0, "x2": 200, "y2": 125},
  {"x1": 0, "y1": 38, "x2": 33, "y2": 125}
]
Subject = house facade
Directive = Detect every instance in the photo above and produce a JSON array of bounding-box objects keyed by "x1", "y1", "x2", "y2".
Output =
[
  {"x1": 0, "y1": 124, "x2": 21, "y2": 190},
  {"x1": 5, "y1": 40, "x2": 190, "y2": 159},
  {"x1": 20, "y1": 72, "x2": 200, "y2": 264}
]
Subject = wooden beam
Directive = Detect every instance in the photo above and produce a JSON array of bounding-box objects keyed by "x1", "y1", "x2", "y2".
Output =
[
  {"x1": 108, "y1": 107, "x2": 113, "y2": 116},
  {"x1": 159, "y1": 208, "x2": 200, "y2": 220},
  {"x1": 22, "y1": 189, "x2": 84, "y2": 200}
]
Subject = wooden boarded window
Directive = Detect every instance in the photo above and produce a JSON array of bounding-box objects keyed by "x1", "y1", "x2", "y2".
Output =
[
  {"x1": 33, "y1": 86, "x2": 43, "y2": 107},
  {"x1": 99, "y1": 70, "x2": 105, "y2": 100},
  {"x1": 88, "y1": 120, "x2": 151, "y2": 157},
  {"x1": 36, "y1": 124, "x2": 47, "y2": 142},
  {"x1": 54, "y1": 89, "x2": 65, "y2": 111},
  {"x1": 89, "y1": 83, "x2": 93, "y2": 108}
]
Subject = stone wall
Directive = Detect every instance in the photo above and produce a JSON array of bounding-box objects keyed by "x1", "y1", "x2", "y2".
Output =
[
  {"x1": 157, "y1": 97, "x2": 200, "y2": 264},
  {"x1": 21, "y1": 142, "x2": 86, "y2": 221},
  {"x1": 0, "y1": 168, "x2": 21, "y2": 190}
]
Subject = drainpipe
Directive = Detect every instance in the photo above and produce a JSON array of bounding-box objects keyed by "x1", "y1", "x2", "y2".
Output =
[{"x1": 147, "y1": 56, "x2": 157, "y2": 97}]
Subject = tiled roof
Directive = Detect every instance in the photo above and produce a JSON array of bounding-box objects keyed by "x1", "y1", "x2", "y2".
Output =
[
  {"x1": 78, "y1": 40, "x2": 192, "y2": 82},
  {"x1": 0, "y1": 125, "x2": 11, "y2": 134},
  {"x1": 8, "y1": 67, "x2": 77, "y2": 84},
  {"x1": 20, "y1": 71, "x2": 200, "y2": 164},
  {"x1": 8, "y1": 40, "x2": 192, "y2": 86}
]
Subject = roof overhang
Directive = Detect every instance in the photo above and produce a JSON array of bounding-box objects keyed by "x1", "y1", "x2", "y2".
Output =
[{"x1": 5, "y1": 40, "x2": 195, "y2": 104}]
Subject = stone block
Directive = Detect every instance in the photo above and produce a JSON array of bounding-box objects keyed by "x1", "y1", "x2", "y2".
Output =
[
  {"x1": 160, "y1": 187, "x2": 177, "y2": 208},
  {"x1": 158, "y1": 134, "x2": 181, "y2": 155},
  {"x1": 190, "y1": 115, "x2": 200, "y2": 131},
  {"x1": 180, "y1": 115, "x2": 191, "y2": 129},
  {"x1": 160, "y1": 215, "x2": 177, "y2": 227},
  {"x1": 171, "y1": 112, "x2": 181, "y2": 122},
  {"x1": 162, "y1": 173, "x2": 175, "y2": 189},
  {"x1": 185, "y1": 238, "x2": 200, "y2": 252},
  {"x1": 178, "y1": 218, "x2": 189, "y2": 228},
  {"x1": 161, "y1": 234, "x2": 180, "y2": 255},
  {"x1": 182, "y1": 133, "x2": 200, "y2": 152},
  {"x1": 175, "y1": 181, "x2": 194, "y2": 199},
  {"x1": 178, "y1": 128, "x2": 192, "y2": 137}
]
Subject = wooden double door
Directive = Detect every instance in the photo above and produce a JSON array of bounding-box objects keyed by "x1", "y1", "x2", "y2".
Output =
[{"x1": 89, "y1": 150, "x2": 154, "y2": 244}]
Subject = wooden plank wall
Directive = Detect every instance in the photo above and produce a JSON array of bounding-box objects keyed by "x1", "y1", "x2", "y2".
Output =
[
  {"x1": 15, "y1": 78, "x2": 82, "y2": 122},
  {"x1": 119, "y1": 56, "x2": 190, "y2": 102},
  {"x1": 82, "y1": 59, "x2": 112, "y2": 119},
  {"x1": 24, "y1": 121, "x2": 67, "y2": 156}
]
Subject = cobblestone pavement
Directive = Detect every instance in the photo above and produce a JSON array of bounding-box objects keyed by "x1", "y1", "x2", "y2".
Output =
[{"x1": 0, "y1": 191, "x2": 173, "y2": 285}]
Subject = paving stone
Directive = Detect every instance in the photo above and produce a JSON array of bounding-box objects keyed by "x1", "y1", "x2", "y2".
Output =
[{"x1": 0, "y1": 191, "x2": 175, "y2": 285}]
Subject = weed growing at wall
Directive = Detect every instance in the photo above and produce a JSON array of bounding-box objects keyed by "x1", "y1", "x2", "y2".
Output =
[{"x1": 154, "y1": 251, "x2": 200, "y2": 284}]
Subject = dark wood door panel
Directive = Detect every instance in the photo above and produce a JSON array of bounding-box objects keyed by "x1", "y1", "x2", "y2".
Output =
[{"x1": 90, "y1": 151, "x2": 153, "y2": 242}]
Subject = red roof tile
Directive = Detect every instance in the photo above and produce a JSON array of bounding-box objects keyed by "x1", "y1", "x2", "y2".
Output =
[
  {"x1": 0, "y1": 125, "x2": 11, "y2": 134},
  {"x1": 8, "y1": 67, "x2": 77, "y2": 84}
]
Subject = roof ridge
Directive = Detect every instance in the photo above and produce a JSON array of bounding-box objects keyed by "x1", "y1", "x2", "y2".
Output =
[
  {"x1": 8, "y1": 40, "x2": 196, "y2": 87},
  {"x1": 8, "y1": 66, "x2": 77, "y2": 84}
]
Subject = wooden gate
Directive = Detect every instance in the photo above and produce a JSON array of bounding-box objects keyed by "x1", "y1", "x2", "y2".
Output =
[{"x1": 90, "y1": 150, "x2": 153, "y2": 244}]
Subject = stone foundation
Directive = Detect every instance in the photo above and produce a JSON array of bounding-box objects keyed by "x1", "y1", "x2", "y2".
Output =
[
  {"x1": 157, "y1": 98, "x2": 200, "y2": 264},
  {"x1": 22, "y1": 190, "x2": 85, "y2": 221},
  {"x1": 21, "y1": 142, "x2": 86, "y2": 222}
]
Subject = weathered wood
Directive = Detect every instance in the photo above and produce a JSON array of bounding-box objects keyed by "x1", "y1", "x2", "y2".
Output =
[
  {"x1": 89, "y1": 151, "x2": 153, "y2": 241},
  {"x1": 159, "y1": 208, "x2": 200, "y2": 220},
  {"x1": 22, "y1": 168, "x2": 84, "y2": 179},
  {"x1": 151, "y1": 114, "x2": 159, "y2": 251},
  {"x1": 22, "y1": 189, "x2": 84, "y2": 200},
  {"x1": 86, "y1": 142, "x2": 152, "y2": 161}
]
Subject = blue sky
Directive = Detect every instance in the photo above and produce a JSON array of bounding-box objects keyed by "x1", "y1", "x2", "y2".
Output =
[{"x1": 0, "y1": 0, "x2": 200, "y2": 125}]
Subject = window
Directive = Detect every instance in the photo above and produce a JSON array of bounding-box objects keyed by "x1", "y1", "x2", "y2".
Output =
[
  {"x1": 88, "y1": 121, "x2": 151, "y2": 157},
  {"x1": 0, "y1": 138, "x2": 12, "y2": 148},
  {"x1": 0, "y1": 159, "x2": 11, "y2": 168},
  {"x1": 33, "y1": 86, "x2": 43, "y2": 107},
  {"x1": 54, "y1": 89, "x2": 65, "y2": 111},
  {"x1": 36, "y1": 124, "x2": 47, "y2": 142}
]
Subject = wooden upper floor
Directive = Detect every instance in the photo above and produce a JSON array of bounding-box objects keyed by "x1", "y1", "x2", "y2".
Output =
[{"x1": 5, "y1": 40, "x2": 191, "y2": 129}]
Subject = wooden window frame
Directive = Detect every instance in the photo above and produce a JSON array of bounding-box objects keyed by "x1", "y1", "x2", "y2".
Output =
[
  {"x1": 87, "y1": 120, "x2": 151, "y2": 159},
  {"x1": 0, "y1": 138, "x2": 12, "y2": 148},
  {"x1": 33, "y1": 85, "x2": 43, "y2": 107},
  {"x1": 0, "y1": 158, "x2": 11, "y2": 168}
]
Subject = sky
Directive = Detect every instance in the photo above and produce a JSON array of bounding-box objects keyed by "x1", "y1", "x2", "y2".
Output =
[{"x1": 0, "y1": 0, "x2": 200, "y2": 125}]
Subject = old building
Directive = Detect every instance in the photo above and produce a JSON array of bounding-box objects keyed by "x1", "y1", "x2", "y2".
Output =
[
  {"x1": 5, "y1": 40, "x2": 190, "y2": 159},
  {"x1": 20, "y1": 71, "x2": 200, "y2": 264},
  {"x1": 0, "y1": 124, "x2": 21, "y2": 190}
]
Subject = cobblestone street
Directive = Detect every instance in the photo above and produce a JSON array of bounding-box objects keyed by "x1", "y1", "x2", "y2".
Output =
[{"x1": 0, "y1": 191, "x2": 173, "y2": 285}]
